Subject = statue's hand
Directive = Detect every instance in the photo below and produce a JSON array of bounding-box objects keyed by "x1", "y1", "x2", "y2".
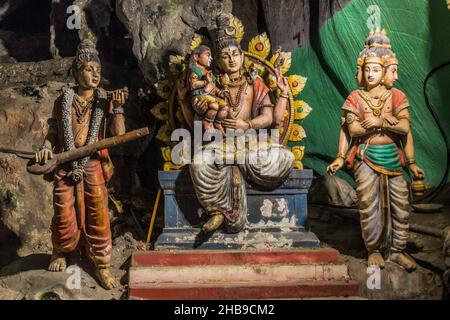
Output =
[
  {"x1": 275, "y1": 67, "x2": 289, "y2": 95},
  {"x1": 385, "y1": 116, "x2": 399, "y2": 126},
  {"x1": 409, "y1": 163, "x2": 425, "y2": 180},
  {"x1": 111, "y1": 87, "x2": 129, "y2": 108},
  {"x1": 361, "y1": 117, "x2": 383, "y2": 129},
  {"x1": 223, "y1": 118, "x2": 249, "y2": 130},
  {"x1": 35, "y1": 148, "x2": 53, "y2": 165},
  {"x1": 327, "y1": 157, "x2": 345, "y2": 176},
  {"x1": 192, "y1": 97, "x2": 209, "y2": 115}
]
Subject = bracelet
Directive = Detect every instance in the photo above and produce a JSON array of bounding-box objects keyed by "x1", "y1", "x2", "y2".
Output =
[
  {"x1": 279, "y1": 93, "x2": 289, "y2": 99},
  {"x1": 337, "y1": 153, "x2": 346, "y2": 160},
  {"x1": 406, "y1": 158, "x2": 416, "y2": 165},
  {"x1": 113, "y1": 106, "x2": 125, "y2": 114},
  {"x1": 245, "y1": 119, "x2": 253, "y2": 129}
]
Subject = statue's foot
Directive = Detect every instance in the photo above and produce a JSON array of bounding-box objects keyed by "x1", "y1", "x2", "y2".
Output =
[
  {"x1": 202, "y1": 214, "x2": 224, "y2": 233},
  {"x1": 48, "y1": 252, "x2": 67, "y2": 272},
  {"x1": 95, "y1": 267, "x2": 120, "y2": 290},
  {"x1": 390, "y1": 251, "x2": 417, "y2": 272},
  {"x1": 368, "y1": 251, "x2": 385, "y2": 269}
]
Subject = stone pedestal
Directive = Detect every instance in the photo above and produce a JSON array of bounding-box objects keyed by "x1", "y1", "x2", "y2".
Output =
[{"x1": 155, "y1": 168, "x2": 320, "y2": 250}]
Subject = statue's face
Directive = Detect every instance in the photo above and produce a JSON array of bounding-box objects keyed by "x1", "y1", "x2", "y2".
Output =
[
  {"x1": 195, "y1": 49, "x2": 212, "y2": 68},
  {"x1": 218, "y1": 46, "x2": 244, "y2": 74},
  {"x1": 384, "y1": 64, "x2": 398, "y2": 88},
  {"x1": 363, "y1": 63, "x2": 384, "y2": 88},
  {"x1": 75, "y1": 60, "x2": 101, "y2": 89}
]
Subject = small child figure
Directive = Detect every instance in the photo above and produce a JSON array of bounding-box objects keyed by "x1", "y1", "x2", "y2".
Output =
[{"x1": 188, "y1": 45, "x2": 228, "y2": 134}]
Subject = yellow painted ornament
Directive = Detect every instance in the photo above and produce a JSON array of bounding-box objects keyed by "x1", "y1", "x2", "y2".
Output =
[
  {"x1": 169, "y1": 55, "x2": 186, "y2": 76},
  {"x1": 155, "y1": 80, "x2": 173, "y2": 100},
  {"x1": 225, "y1": 13, "x2": 244, "y2": 44},
  {"x1": 190, "y1": 34, "x2": 207, "y2": 51},
  {"x1": 248, "y1": 33, "x2": 271, "y2": 60},
  {"x1": 151, "y1": 102, "x2": 169, "y2": 121},
  {"x1": 289, "y1": 123, "x2": 306, "y2": 142},
  {"x1": 291, "y1": 145, "x2": 305, "y2": 162},
  {"x1": 294, "y1": 100, "x2": 312, "y2": 120},
  {"x1": 270, "y1": 51, "x2": 292, "y2": 74},
  {"x1": 288, "y1": 75, "x2": 307, "y2": 96},
  {"x1": 156, "y1": 123, "x2": 172, "y2": 143}
]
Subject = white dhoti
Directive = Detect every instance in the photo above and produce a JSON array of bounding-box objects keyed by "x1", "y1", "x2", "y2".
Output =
[
  {"x1": 355, "y1": 162, "x2": 411, "y2": 253},
  {"x1": 189, "y1": 141, "x2": 294, "y2": 233}
]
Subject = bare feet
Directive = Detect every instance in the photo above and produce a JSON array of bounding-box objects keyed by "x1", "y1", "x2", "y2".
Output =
[
  {"x1": 48, "y1": 252, "x2": 67, "y2": 272},
  {"x1": 95, "y1": 267, "x2": 120, "y2": 290},
  {"x1": 368, "y1": 251, "x2": 385, "y2": 269},
  {"x1": 202, "y1": 214, "x2": 224, "y2": 233},
  {"x1": 390, "y1": 251, "x2": 417, "y2": 272}
]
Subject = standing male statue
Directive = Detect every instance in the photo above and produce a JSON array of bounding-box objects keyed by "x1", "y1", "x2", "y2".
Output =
[
  {"x1": 327, "y1": 29, "x2": 425, "y2": 271},
  {"x1": 34, "y1": 40, "x2": 128, "y2": 289}
]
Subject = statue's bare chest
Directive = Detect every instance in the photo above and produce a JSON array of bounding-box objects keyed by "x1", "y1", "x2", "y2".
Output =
[{"x1": 357, "y1": 92, "x2": 393, "y2": 120}]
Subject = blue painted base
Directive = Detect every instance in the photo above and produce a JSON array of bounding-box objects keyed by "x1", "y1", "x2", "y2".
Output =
[{"x1": 155, "y1": 168, "x2": 319, "y2": 250}]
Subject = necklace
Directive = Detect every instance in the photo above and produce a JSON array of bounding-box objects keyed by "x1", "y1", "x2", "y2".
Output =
[
  {"x1": 61, "y1": 88, "x2": 104, "y2": 182},
  {"x1": 74, "y1": 93, "x2": 94, "y2": 108},
  {"x1": 73, "y1": 95, "x2": 93, "y2": 124},
  {"x1": 226, "y1": 80, "x2": 247, "y2": 116},
  {"x1": 358, "y1": 90, "x2": 391, "y2": 117}
]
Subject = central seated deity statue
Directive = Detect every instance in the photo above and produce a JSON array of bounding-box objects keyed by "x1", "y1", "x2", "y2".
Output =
[{"x1": 189, "y1": 14, "x2": 295, "y2": 234}]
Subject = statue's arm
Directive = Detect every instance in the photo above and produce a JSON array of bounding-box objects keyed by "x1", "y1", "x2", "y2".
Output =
[
  {"x1": 326, "y1": 120, "x2": 350, "y2": 175},
  {"x1": 402, "y1": 130, "x2": 425, "y2": 179},
  {"x1": 402, "y1": 131, "x2": 414, "y2": 161},
  {"x1": 250, "y1": 94, "x2": 273, "y2": 129},
  {"x1": 189, "y1": 72, "x2": 207, "y2": 90},
  {"x1": 337, "y1": 125, "x2": 351, "y2": 157},
  {"x1": 110, "y1": 112, "x2": 126, "y2": 136},
  {"x1": 109, "y1": 90, "x2": 127, "y2": 136},
  {"x1": 273, "y1": 94, "x2": 289, "y2": 126},
  {"x1": 36, "y1": 100, "x2": 58, "y2": 164},
  {"x1": 384, "y1": 108, "x2": 410, "y2": 135},
  {"x1": 347, "y1": 112, "x2": 368, "y2": 137}
]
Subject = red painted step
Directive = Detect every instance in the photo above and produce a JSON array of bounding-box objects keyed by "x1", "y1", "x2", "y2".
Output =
[
  {"x1": 132, "y1": 248, "x2": 341, "y2": 267},
  {"x1": 128, "y1": 248, "x2": 360, "y2": 300},
  {"x1": 129, "y1": 280, "x2": 360, "y2": 300}
]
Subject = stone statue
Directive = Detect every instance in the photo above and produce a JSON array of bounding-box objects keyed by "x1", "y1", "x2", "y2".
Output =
[
  {"x1": 34, "y1": 40, "x2": 128, "y2": 289},
  {"x1": 188, "y1": 13, "x2": 295, "y2": 234},
  {"x1": 188, "y1": 45, "x2": 228, "y2": 134},
  {"x1": 327, "y1": 29, "x2": 425, "y2": 271}
]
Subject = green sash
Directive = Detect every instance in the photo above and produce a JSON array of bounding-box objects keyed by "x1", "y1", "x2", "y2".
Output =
[{"x1": 358, "y1": 143, "x2": 402, "y2": 176}]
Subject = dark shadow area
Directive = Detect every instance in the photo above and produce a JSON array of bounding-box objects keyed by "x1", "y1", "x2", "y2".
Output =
[
  {"x1": 0, "y1": 253, "x2": 50, "y2": 277},
  {"x1": 307, "y1": 204, "x2": 366, "y2": 259},
  {"x1": 0, "y1": 0, "x2": 52, "y2": 62}
]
